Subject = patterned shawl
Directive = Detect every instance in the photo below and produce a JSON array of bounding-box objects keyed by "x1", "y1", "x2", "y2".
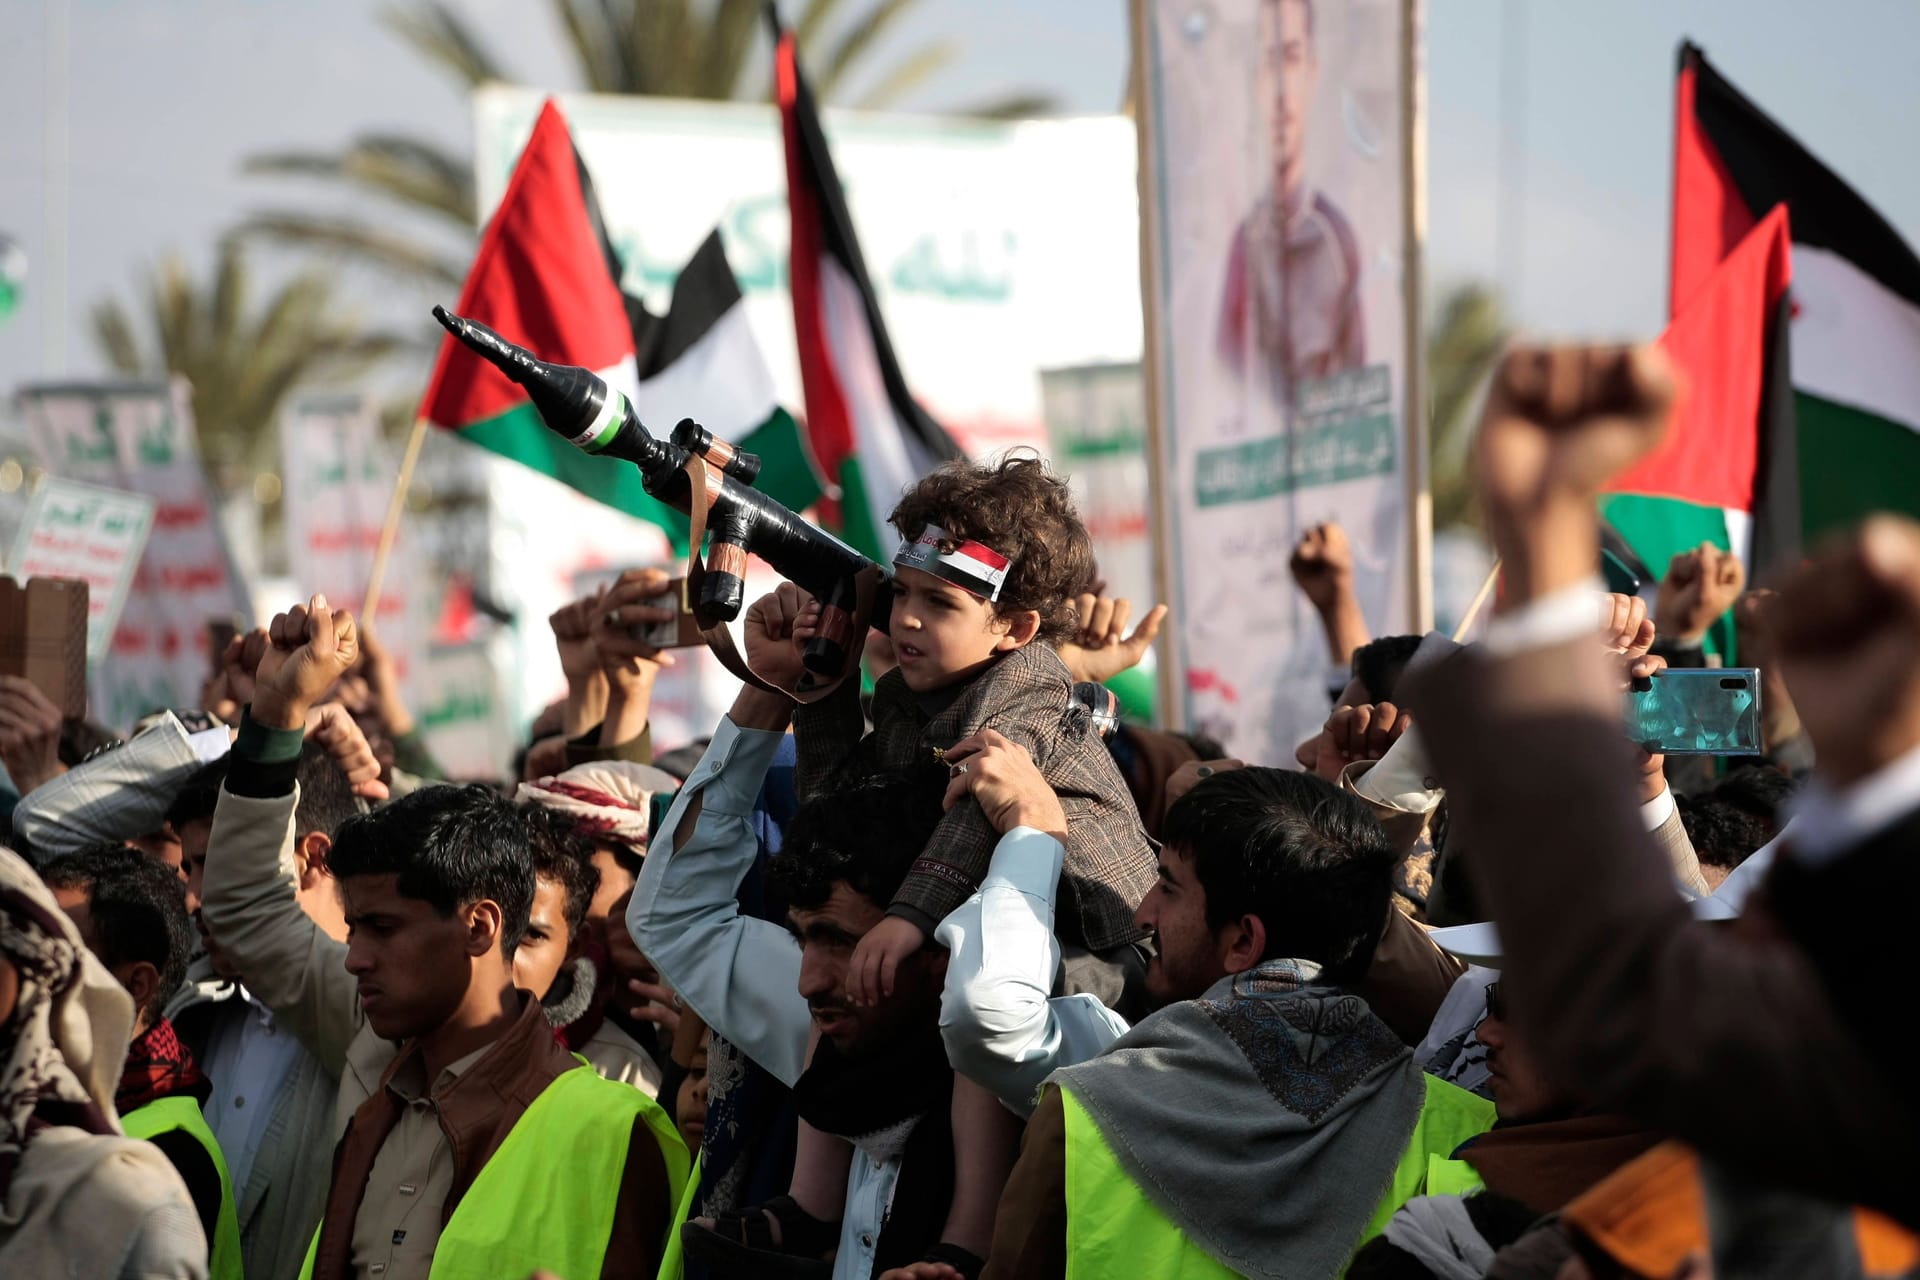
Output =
[{"x1": 0, "y1": 846, "x2": 134, "y2": 1192}]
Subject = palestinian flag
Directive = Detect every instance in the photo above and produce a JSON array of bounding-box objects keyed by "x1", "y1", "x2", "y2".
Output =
[
  {"x1": 1601, "y1": 206, "x2": 1793, "y2": 660},
  {"x1": 422, "y1": 99, "x2": 815, "y2": 545},
  {"x1": 626, "y1": 229, "x2": 822, "y2": 519},
  {"x1": 773, "y1": 15, "x2": 960, "y2": 561},
  {"x1": 1670, "y1": 42, "x2": 1920, "y2": 543}
]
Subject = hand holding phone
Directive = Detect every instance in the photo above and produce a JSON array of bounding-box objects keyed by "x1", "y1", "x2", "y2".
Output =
[{"x1": 1623, "y1": 667, "x2": 1763, "y2": 756}]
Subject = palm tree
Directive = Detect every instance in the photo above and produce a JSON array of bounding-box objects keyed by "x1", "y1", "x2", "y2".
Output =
[
  {"x1": 236, "y1": 0, "x2": 1052, "y2": 290},
  {"x1": 90, "y1": 243, "x2": 411, "y2": 486},
  {"x1": 1425, "y1": 282, "x2": 1507, "y2": 531}
]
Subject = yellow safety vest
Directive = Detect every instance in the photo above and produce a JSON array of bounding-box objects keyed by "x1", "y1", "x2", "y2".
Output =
[
  {"x1": 122, "y1": 1094, "x2": 244, "y2": 1280},
  {"x1": 1062, "y1": 1073, "x2": 1495, "y2": 1279},
  {"x1": 655, "y1": 1153, "x2": 701, "y2": 1280},
  {"x1": 1424, "y1": 1154, "x2": 1487, "y2": 1199},
  {"x1": 298, "y1": 1065, "x2": 690, "y2": 1280}
]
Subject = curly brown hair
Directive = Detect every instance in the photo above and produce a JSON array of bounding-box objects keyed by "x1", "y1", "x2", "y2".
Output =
[{"x1": 888, "y1": 452, "x2": 1094, "y2": 646}]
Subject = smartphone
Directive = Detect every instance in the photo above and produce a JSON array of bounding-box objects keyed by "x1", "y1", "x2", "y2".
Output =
[
  {"x1": 1623, "y1": 668, "x2": 1763, "y2": 755},
  {"x1": 626, "y1": 576, "x2": 707, "y2": 650}
]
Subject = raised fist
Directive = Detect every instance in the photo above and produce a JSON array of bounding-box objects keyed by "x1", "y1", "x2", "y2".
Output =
[
  {"x1": 1772, "y1": 516, "x2": 1920, "y2": 786},
  {"x1": 1289, "y1": 522, "x2": 1355, "y2": 612},
  {"x1": 1657, "y1": 542, "x2": 1746, "y2": 644},
  {"x1": 744, "y1": 583, "x2": 818, "y2": 692},
  {"x1": 253, "y1": 596, "x2": 359, "y2": 731},
  {"x1": 1477, "y1": 344, "x2": 1679, "y2": 517}
]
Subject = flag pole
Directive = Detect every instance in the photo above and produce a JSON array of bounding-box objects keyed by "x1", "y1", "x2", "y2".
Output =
[
  {"x1": 1450, "y1": 557, "x2": 1501, "y2": 642},
  {"x1": 1131, "y1": 0, "x2": 1183, "y2": 733},
  {"x1": 1401, "y1": 0, "x2": 1434, "y2": 633},
  {"x1": 362, "y1": 415, "x2": 429, "y2": 628}
]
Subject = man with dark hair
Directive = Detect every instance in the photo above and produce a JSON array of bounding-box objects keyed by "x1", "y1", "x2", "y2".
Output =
[
  {"x1": 163, "y1": 725, "x2": 369, "y2": 1280},
  {"x1": 516, "y1": 803, "x2": 661, "y2": 1093},
  {"x1": 1352, "y1": 634, "x2": 1426, "y2": 707},
  {"x1": 631, "y1": 596, "x2": 986, "y2": 1278},
  {"x1": 928, "y1": 737, "x2": 1492, "y2": 1278},
  {"x1": 199, "y1": 599, "x2": 686, "y2": 1280},
  {"x1": 45, "y1": 846, "x2": 244, "y2": 1280}
]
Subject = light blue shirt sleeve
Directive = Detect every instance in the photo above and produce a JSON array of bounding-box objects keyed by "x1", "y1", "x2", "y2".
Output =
[
  {"x1": 934, "y1": 826, "x2": 1131, "y2": 1117},
  {"x1": 628, "y1": 717, "x2": 811, "y2": 1087}
]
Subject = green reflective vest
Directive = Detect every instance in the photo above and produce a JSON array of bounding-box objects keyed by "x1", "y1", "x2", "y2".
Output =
[
  {"x1": 1062, "y1": 1073, "x2": 1495, "y2": 1279},
  {"x1": 655, "y1": 1153, "x2": 701, "y2": 1280},
  {"x1": 122, "y1": 1094, "x2": 244, "y2": 1280},
  {"x1": 1424, "y1": 1154, "x2": 1487, "y2": 1199},
  {"x1": 298, "y1": 1065, "x2": 690, "y2": 1280}
]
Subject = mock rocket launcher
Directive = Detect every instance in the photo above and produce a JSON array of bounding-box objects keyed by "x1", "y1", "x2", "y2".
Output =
[{"x1": 433, "y1": 305, "x2": 873, "y2": 678}]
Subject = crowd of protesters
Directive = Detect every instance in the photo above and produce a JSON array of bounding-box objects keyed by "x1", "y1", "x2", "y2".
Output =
[{"x1": 2, "y1": 339, "x2": 1916, "y2": 1278}]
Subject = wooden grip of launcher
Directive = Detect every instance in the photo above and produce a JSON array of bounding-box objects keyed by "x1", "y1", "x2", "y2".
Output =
[{"x1": 802, "y1": 573, "x2": 860, "y2": 676}]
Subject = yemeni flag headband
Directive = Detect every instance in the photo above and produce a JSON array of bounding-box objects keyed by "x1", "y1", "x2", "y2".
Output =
[{"x1": 894, "y1": 525, "x2": 1012, "y2": 603}]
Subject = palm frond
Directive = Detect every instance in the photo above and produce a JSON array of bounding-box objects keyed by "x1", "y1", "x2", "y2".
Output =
[
  {"x1": 244, "y1": 136, "x2": 475, "y2": 226},
  {"x1": 848, "y1": 40, "x2": 956, "y2": 110},
  {"x1": 553, "y1": 0, "x2": 624, "y2": 94},
  {"x1": 698, "y1": 0, "x2": 764, "y2": 100},
  {"x1": 818, "y1": 0, "x2": 922, "y2": 98},
  {"x1": 88, "y1": 246, "x2": 411, "y2": 484},
  {"x1": 228, "y1": 215, "x2": 468, "y2": 289},
  {"x1": 90, "y1": 299, "x2": 145, "y2": 373},
  {"x1": 1426, "y1": 283, "x2": 1508, "y2": 530},
  {"x1": 951, "y1": 90, "x2": 1057, "y2": 120},
  {"x1": 795, "y1": 0, "x2": 851, "y2": 49},
  {"x1": 381, "y1": 1, "x2": 510, "y2": 87}
]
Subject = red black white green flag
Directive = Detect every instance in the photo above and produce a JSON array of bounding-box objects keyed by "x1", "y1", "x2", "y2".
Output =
[
  {"x1": 420, "y1": 98, "x2": 817, "y2": 546},
  {"x1": 1610, "y1": 42, "x2": 1920, "y2": 594},
  {"x1": 773, "y1": 14, "x2": 961, "y2": 560}
]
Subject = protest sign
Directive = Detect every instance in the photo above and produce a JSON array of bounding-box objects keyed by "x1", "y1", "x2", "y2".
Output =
[
  {"x1": 8, "y1": 476, "x2": 153, "y2": 663},
  {"x1": 1040, "y1": 362, "x2": 1155, "y2": 613},
  {"x1": 16, "y1": 381, "x2": 250, "y2": 728},
  {"x1": 1137, "y1": 0, "x2": 1425, "y2": 759},
  {"x1": 278, "y1": 394, "x2": 419, "y2": 680},
  {"x1": 414, "y1": 639, "x2": 518, "y2": 781}
]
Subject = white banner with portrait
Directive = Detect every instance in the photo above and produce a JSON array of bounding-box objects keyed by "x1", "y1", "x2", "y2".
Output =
[{"x1": 1141, "y1": 0, "x2": 1417, "y2": 761}]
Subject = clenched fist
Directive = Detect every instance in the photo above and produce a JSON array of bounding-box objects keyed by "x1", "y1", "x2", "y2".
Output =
[
  {"x1": 252, "y1": 596, "x2": 360, "y2": 731},
  {"x1": 1657, "y1": 542, "x2": 1746, "y2": 644}
]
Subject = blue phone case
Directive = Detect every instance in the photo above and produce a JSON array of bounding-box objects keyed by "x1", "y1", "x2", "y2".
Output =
[{"x1": 1623, "y1": 668, "x2": 1763, "y2": 756}]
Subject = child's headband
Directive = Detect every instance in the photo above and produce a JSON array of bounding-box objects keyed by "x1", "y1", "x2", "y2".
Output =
[{"x1": 892, "y1": 525, "x2": 1012, "y2": 603}]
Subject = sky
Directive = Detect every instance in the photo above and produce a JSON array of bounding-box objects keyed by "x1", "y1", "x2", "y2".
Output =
[{"x1": 5, "y1": 0, "x2": 1920, "y2": 395}]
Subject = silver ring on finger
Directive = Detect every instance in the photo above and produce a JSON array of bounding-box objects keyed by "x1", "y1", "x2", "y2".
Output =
[
  {"x1": 949, "y1": 762, "x2": 969, "y2": 778},
  {"x1": 607, "y1": 607, "x2": 621, "y2": 626}
]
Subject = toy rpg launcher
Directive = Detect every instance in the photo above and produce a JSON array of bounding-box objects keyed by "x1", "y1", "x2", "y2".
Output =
[{"x1": 433, "y1": 305, "x2": 873, "y2": 678}]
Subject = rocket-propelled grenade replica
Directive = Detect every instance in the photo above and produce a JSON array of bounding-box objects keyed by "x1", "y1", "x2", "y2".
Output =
[{"x1": 433, "y1": 305, "x2": 873, "y2": 677}]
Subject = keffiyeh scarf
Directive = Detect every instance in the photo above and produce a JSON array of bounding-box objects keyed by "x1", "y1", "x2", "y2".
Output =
[
  {"x1": 113, "y1": 1017, "x2": 207, "y2": 1117},
  {"x1": 0, "y1": 848, "x2": 126, "y2": 1192},
  {"x1": 515, "y1": 760, "x2": 680, "y2": 854}
]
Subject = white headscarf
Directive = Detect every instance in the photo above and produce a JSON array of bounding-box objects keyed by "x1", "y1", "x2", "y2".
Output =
[{"x1": 514, "y1": 761, "x2": 680, "y2": 854}]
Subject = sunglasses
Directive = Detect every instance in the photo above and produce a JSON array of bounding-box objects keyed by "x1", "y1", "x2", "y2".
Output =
[{"x1": 1484, "y1": 981, "x2": 1505, "y2": 1022}]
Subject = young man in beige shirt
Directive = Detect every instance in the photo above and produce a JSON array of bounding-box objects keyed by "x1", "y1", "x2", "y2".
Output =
[{"x1": 200, "y1": 598, "x2": 683, "y2": 1280}]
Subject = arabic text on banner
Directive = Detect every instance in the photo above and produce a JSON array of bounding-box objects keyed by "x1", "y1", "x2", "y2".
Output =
[
  {"x1": 8, "y1": 476, "x2": 156, "y2": 664},
  {"x1": 18, "y1": 381, "x2": 251, "y2": 728},
  {"x1": 278, "y1": 395, "x2": 420, "y2": 683}
]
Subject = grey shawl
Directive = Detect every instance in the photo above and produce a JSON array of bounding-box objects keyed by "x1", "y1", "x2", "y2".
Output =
[{"x1": 1051, "y1": 959, "x2": 1426, "y2": 1280}]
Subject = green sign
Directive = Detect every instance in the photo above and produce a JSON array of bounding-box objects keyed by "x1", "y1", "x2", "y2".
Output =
[{"x1": 1194, "y1": 414, "x2": 1396, "y2": 508}]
